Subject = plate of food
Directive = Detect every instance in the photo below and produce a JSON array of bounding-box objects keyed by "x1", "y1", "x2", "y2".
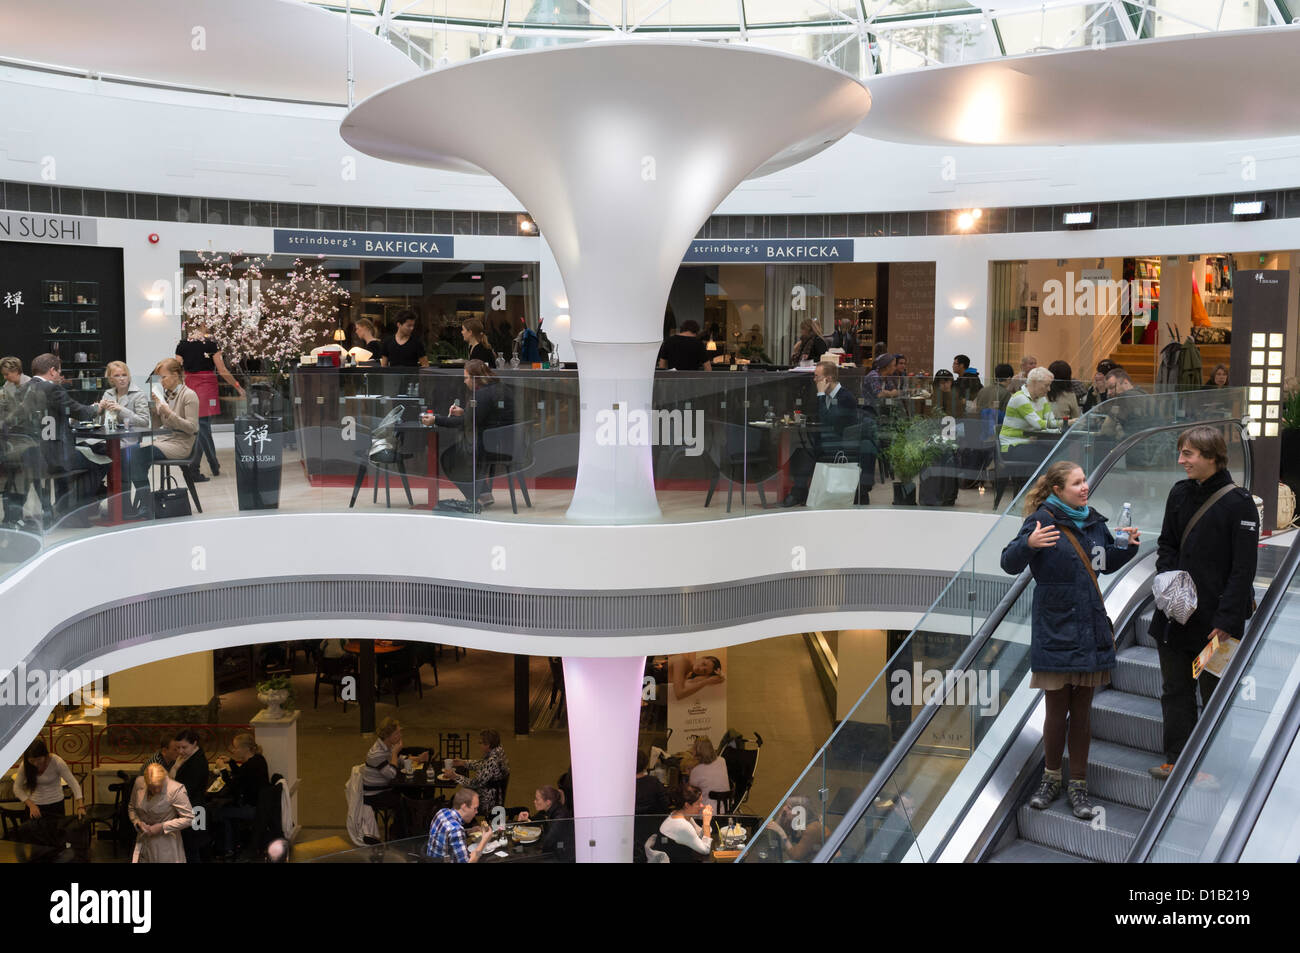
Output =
[{"x1": 511, "y1": 825, "x2": 542, "y2": 844}]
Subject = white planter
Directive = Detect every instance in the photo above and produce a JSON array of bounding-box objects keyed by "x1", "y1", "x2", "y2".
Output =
[{"x1": 257, "y1": 689, "x2": 291, "y2": 719}]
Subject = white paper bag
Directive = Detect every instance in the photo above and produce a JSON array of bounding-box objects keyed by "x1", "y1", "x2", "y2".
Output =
[{"x1": 807, "y1": 453, "x2": 860, "y2": 509}]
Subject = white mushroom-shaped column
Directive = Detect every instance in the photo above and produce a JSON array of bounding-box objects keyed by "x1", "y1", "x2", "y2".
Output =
[{"x1": 341, "y1": 40, "x2": 871, "y2": 523}]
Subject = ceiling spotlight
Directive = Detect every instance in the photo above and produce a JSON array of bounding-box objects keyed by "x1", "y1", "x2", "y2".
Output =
[
  {"x1": 971, "y1": 208, "x2": 982, "y2": 219},
  {"x1": 1232, "y1": 200, "x2": 1266, "y2": 218},
  {"x1": 956, "y1": 211, "x2": 975, "y2": 231},
  {"x1": 1063, "y1": 211, "x2": 1095, "y2": 228},
  {"x1": 519, "y1": 219, "x2": 535, "y2": 233}
]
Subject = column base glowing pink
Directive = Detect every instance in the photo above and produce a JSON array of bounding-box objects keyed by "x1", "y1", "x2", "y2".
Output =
[{"x1": 562, "y1": 656, "x2": 646, "y2": 863}]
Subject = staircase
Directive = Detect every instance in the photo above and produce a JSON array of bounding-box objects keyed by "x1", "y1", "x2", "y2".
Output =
[{"x1": 1107, "y1": 343, "x2": 1232, "y2": 389}]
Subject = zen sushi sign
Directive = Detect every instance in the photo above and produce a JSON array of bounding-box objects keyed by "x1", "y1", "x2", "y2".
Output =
[
  {"x1": 684, "y1": 239, "x2": 853, "y2": 263},
  {"x1": 0, "y1": 211, "x2": 97, "y2": 245}
]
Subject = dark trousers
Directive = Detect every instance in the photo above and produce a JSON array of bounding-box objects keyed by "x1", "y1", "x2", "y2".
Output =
[
  {"x1": 1156, "y1": 639, "x2": 1220, "y2": 762},
  {"x1": 216, "y1": 803, "x2": 256, "y2": 855},
  {"x1": 130, "y1": 445, "x2": 171, "y2": 494},
  {"x1": 196, "y1": 417, "x2": 219, "y2": 473}
]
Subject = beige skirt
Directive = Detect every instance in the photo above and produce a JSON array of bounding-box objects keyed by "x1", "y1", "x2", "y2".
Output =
[{"x1": 1030, "y1": 670, "x2": 1111, "y2": 690}]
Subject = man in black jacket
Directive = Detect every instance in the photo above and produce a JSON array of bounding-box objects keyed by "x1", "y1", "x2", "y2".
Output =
[
  {"x1": 783, "y1": 361, "x2": 861, "y2": 507},
  {"x1": 27, "y1": 353, "x2": 100, "y2": 519},
  {"x1": 172, "y1": 730, "x2": 209, "y2": 862},
  {"x1": 1148, "y1": 426, "x2": 1258, "y2": 780}
]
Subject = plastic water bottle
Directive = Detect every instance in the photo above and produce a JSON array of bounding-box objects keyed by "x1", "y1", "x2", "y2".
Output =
[{"x1": 1115, "y1": 502, "x2": 1133, "y2": 547}]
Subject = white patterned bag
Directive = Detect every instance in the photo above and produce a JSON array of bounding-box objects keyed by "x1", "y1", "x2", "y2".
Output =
[{"x1": 1152, "y1": 570, "x2": 1198, "y2": 625}]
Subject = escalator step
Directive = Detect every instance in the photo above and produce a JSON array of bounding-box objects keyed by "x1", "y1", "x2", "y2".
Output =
[
  {"x1": 1016, "y1": 797, "x2": 1147, "y2": 864},
  {"x1": 1113, "y1": 646, "x2": 1162, "y2": 698},
  {"x1": 1091, "y1": 690, "x2": 1164, "y2": 752},
  {"x1": 988, "y1": 839, "x2": 1089, "y2": 863},
  {"x1": 1134, "y1": 621, "x2": 1158, "y2": 649},
  {"x1": 1085, "y1": 739, "x2": 1169, "y2": 810}
]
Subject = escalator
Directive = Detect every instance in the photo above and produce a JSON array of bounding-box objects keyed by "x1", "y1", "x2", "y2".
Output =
[
  {"x1": 743, "y1": 386, "x2": 1276, "y2": 864},
  {"x1": 987, "y1": 532, "x2": 1295, "y2": 863}
]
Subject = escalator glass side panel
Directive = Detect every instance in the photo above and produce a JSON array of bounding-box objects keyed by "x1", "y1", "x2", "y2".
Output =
[
  {"x1": 1146, "y1": 569, "x2": 1300, "y2": 862},
  {"x1": 804, "y1": 400, "x2": 1250, "y2": 863}
]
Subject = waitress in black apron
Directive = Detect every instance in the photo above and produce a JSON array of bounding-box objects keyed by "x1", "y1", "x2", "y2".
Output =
[{"x1": 176, "y1": 322, "x2": 244, "y2": 480}]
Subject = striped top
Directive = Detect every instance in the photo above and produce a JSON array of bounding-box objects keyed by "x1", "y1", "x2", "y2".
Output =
[{"x1": 999, "y1": 385, "x2": 1057, "y2": 450}]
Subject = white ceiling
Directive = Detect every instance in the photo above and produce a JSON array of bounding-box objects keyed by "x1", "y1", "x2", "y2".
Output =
[
  {"x1": 858, "y1": 27, "x2": 1300, "y2": 145},
  {"x1": 0, "y1": 0, "x2": 418, "y2": 102}
]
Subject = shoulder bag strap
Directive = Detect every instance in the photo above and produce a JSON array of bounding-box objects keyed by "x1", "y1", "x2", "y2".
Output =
[
  {"x1": 1059, "y1": 524, "x2": 1115, "y2": 644},
  {"x1": 1180, "y1": 483, "x2": 1237, "y2": 549},
  {"x1": 1059, "y1": 525, "x2": 1103, "y2": 602}
]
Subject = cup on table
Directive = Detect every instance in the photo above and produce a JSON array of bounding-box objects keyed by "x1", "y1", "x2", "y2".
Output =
[{"x1": 444, "y1": 758, "x2": 454, "y2": 774}]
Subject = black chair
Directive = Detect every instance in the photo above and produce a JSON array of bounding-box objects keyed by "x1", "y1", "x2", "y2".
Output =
[
  {"x1": 703, "y1": 420, "x2": 780, "y2": 512},
  {"x1": 399, "y1": 794, "x2": 440, "y2": 842},
  {"x1": 439, "y1": 733, "x2": 470, "y2": 761},
  {"x1": 437, "y1": 643, "x2": 465, "y2": 662},
  {"x1": 483, "y1": 421, "x2": 535, "y2": 514},
  {"x1": 485, "y1": 774, "x2": 509, "y2": 816},
  {"x1": 0, "y1": 776, "x2": 29, "y2": 839},
  {"x1": 314, "y1": 653, "x2": 357, "y2": 711},
  {"x1": 992, "y1": 436, "x2": 1044, "y2": 510},
  {"x1": 376, "y1": 646, "x2": 423, "y2": 707},
  {"x1": 84, "y1": 770, "x2": 131, "y2": 856},
  {"x1": 150, "y1": 437, "x2": 204, "y2": 513},
  {"x1": 349, "y1": 411, "x2": 415, "y2": 509},
  {"x1": 411, "y1": 643, "x2": 440, "y2": 687}
]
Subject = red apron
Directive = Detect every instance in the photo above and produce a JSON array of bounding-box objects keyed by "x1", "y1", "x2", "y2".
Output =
[{"x1": 188, "y1": 370, "x2": 220, "y2": 418}]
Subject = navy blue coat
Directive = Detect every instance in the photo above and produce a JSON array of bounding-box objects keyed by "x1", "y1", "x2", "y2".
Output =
[{"x1": 1000, "y1": 502, "x2": 1138, "y2": 672}]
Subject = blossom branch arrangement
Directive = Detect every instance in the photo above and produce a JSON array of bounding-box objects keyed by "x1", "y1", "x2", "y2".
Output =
[{"x1": 185, "y1": 251, "x2": 349, "y2": 373}]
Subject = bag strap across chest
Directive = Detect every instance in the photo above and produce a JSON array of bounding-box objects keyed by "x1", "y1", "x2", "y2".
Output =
[{"x1": 1180, "y1": 483, "x2": 1237, "y2": 550}]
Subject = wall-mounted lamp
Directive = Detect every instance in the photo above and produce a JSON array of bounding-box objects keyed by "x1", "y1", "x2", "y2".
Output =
[{"x1": 519, "y1": 217, "x2": 536, "y2": 234}]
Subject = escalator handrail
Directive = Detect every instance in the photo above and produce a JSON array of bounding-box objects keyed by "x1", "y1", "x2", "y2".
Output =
[
  {"x1": 1127, "y1": 528, "x2": 1300, "y2": 862},
  {"x1": 810, "y1": 413, "x2": 1252, "y2": 864}
]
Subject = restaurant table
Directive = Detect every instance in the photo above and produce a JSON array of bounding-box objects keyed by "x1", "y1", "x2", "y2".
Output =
[
  {"x1": 74, "y1": 425, "x2": 154, "y2": 525},
  {"x1": 747, "y1": 419, "x2": 825, "y2": 499},
  {"x1": 395, "y1": 420, "x2": 447, "y2": 508},
  {"x1": 390, "y1": 768, "x2": 459, "y2": 800},
  {"x1": 342, "y1": 641, "x2": 404, "y2": 655}
]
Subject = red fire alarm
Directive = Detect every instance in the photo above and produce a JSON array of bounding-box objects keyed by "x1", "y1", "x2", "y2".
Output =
[{"x1": 148, "y1": 233, "x2": 160, "y2": 244}]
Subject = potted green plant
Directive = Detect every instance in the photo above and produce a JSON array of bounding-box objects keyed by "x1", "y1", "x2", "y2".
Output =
[
  {"x1": 884, "y1": 416, "x2": 948, "y2": 506},
  {"x1": 256, "y1": 674, "x2": 296, "y2": 719}
]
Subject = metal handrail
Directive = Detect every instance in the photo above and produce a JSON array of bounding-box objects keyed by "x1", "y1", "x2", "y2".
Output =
[
  {"x1": 1127, "y1": 529, "x2": 1300, "y2": 862},
  {"x1": 809, "y1": 412, "x2": 1252, "y2": 864}
]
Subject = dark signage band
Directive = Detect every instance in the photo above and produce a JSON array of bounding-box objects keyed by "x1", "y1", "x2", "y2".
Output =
[
  {"x1": 273, "y1": 228, "x2": 455, "y2": 258},
  {"x1": 684, "y1": 238, "x2": 854, "y2": 263}
]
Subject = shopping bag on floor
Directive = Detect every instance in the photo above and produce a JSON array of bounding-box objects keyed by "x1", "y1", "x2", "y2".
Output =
[{"x1": 807, "y1": 452, "x2": 860, "y2": 509}]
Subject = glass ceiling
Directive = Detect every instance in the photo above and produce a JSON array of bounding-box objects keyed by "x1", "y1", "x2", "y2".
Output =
[{"x1": 306, "y1": 0, "x2": 1292, "y2": 78}]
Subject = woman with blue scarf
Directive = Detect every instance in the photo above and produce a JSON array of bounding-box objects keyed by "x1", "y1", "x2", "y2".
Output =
[{"x1": 1001, "y1": 460, "x2": 1141, "y2": 819}]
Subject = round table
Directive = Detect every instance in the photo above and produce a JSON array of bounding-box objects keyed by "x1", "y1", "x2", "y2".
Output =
[{"x1": 342, "y1": 641, "x2": 404, "y2": 655}]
